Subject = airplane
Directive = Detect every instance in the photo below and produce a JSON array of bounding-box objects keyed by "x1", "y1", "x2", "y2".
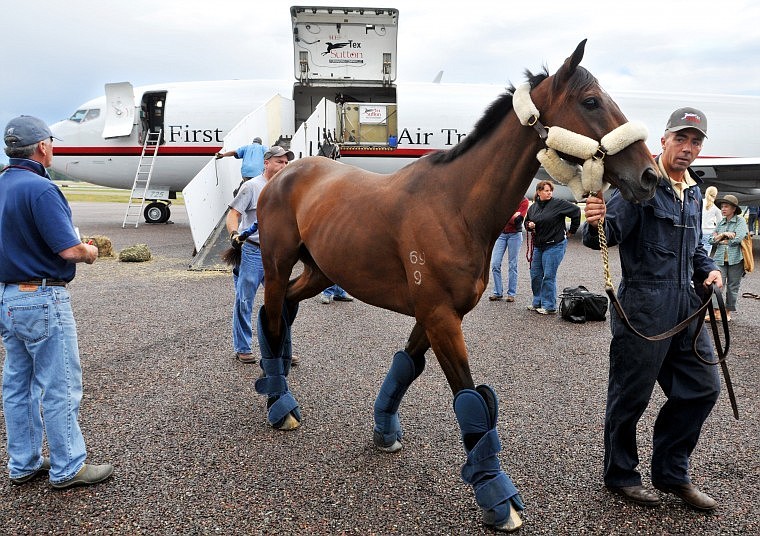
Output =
[{"x1": 48, "y1": 6, "x2": 760, "y2": 242}]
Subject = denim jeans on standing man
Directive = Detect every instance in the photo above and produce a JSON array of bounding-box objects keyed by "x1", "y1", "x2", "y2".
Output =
[
  {"x1": 529, "y1": 239, "x2": 568, "y2": 311},
  {"x1": 322, "y1": 284, "x2": 350, "y2": 299},
  {"x1": 233, "y1": 241, "x2": 265, "y2": 354},
  {"x1": 1, "y1": 283, "x2": 87, "y2": 483},
  {"x1": 491, "y1": 231, "x2": 523, "y2": 298}
]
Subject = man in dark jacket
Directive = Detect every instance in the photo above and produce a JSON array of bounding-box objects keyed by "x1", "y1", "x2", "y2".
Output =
[{"x1": 582, "y1": 108, "x2": 723, "y2": 510}]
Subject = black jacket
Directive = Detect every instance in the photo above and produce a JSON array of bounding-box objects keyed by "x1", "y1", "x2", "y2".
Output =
[{"x1": 526, "y1": 197, "x2": 581, "y2": 247}]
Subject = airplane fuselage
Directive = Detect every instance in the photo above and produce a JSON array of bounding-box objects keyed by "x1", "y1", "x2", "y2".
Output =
[{"x1": 50, "y1": 80, "x2": 760, "y2": 205}]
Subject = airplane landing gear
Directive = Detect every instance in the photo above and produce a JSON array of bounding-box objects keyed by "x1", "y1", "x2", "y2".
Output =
[{"x1": 144, "y1": 201, "x2": 171, "y2": 224}]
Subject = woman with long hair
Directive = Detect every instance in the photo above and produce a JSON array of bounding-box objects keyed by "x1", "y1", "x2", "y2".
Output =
[{"x1": 700, "y1": 186, "x2": 721, "y2": 253}]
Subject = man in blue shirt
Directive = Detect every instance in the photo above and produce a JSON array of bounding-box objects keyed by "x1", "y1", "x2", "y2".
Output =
[
  {"x1": 216, "y1": 137, "x2": 269, "y2": 195},
  {"x1": 1, "y1": 115, "x2": 113, "y2": 489}
]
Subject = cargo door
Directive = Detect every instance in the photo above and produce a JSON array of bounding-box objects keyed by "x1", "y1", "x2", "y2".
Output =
[
  {"x1": 102, "y1": 82, "x2": 136, "y2": 138},
  {"x1": 291, "y1": 6, "x2": 398, "y2": 85}
]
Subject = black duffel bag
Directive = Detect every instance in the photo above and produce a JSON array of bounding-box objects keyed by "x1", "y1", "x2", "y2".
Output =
[{"x1": 559, "y1": 285, "x2": 609, "y2": 323}]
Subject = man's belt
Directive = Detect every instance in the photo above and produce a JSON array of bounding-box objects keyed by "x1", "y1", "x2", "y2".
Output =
[{"x1": 9, "y1": 279, "x2": 68, "y2": 287}]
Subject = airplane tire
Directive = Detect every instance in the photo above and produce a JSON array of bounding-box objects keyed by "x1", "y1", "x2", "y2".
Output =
[
  {"x1": 144, "y1": 202, "x2": 170, "y2": 224},
  {"x1": 158, "y1": 205, "x2": 171, "y2": 224}
]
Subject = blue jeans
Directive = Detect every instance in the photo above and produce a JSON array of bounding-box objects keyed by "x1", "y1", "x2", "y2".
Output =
[
  {"x1": 529, "y1": 240, "x2": 567, "y2": 310},
  {"x1": 0, "y1": 283, "x2": 87, "y2": 483},
  {"x1": 491, "y1": 232, "x2": 523, "y2": 297},
  {"x1": 322, "y1": 284, "x2": 349, "y2": 298},
  {"x1": 233, "y1": 242, "x2": 264, "y2": 354},
  {"x1": 700, "y1": 233, "x2": 712, "y2": 254}
]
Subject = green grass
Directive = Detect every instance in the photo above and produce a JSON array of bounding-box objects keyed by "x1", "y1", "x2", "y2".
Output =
[{"x1": 56, "y1": 181, "x2": 184, "y2": 204}]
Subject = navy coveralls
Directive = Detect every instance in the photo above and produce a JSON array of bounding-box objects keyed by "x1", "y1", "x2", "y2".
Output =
[{"x1": 582, "y1": 170, "x2": 720, "y2": 487}]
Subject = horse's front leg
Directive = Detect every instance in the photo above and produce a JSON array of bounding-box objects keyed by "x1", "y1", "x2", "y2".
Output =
[
  {"x1": 372, "y1": 322, "x2": 429, "y2": 453},
  {"x1": 426, "y1": 315, "x2": 525, "y2": 533}
]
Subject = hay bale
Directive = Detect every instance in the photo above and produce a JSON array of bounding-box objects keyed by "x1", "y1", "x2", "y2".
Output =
[
  {"x1": 82, "y1": 235, "x2": 114, "y2": 257},
  {"x1": 119, "y1": 244, "x2": 152, "y2": 262}
]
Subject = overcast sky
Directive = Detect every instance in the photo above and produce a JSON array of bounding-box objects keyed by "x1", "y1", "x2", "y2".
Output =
[{"x1": 2, "y1": 0, "x2": 759, "y2": 134}]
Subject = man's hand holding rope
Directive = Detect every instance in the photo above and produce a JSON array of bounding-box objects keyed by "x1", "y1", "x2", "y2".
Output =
[{"x1": 584, "y1": 194, "x2": 606, "y2": 228}]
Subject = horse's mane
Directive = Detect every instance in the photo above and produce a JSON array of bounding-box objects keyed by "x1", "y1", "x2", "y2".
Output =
[
  {"x1": 426, "y1": 68, "x2": 548, "y2": 165},
  {"x1": 426, "y1": 65, "x2": 594, "y2": 165}
]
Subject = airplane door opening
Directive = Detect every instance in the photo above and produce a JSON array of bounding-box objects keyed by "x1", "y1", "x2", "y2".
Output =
[{"x1": 140, "y1": 91, "x2": 167, "y2": 144}]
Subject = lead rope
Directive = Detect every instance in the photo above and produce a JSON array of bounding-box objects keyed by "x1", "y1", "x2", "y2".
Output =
[{"x1": 595, "y1": 213, "x2": 614, "y2": 290}]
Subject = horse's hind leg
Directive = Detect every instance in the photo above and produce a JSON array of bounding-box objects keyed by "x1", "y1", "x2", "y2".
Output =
[
  {"x1": 255, "y1": 239, "x2": 303, "y2": 430},
  {"x1": 283, "y1": 255, "x2": 333, "y2": 302},
  {"x1": 373, "y1": 322, "x2": 429, "y2": 452}
]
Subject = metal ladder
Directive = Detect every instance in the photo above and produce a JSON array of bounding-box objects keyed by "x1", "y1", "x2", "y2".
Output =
[{"x1": 122, "y1": 129, "x2": 161, "y2": 228}]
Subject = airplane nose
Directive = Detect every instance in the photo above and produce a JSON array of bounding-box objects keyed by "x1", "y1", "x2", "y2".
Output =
[{"x1": 49, "y1": 120, "x2": 67, "y2": 143}]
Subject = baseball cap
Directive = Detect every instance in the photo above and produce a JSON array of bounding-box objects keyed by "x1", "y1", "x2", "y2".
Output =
[
  {"x1": 264, "y1": 146, "x2": 294, "y2": 161},
  {"x1": 4, "y1": 115, "x2": 61, "y2": 147},
  {"x1": 252, "y1": 137, "x2": 262, "y2": 144},
  {"x1": 665, "y1": 107, "x2": 708, "y2": 138}
]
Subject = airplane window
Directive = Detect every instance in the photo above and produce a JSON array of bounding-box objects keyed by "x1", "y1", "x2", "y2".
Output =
[
  {"x1": 69, "y1": 109, "x2": 88, "y2": 122},
  {"x1": 84, "y1": 109, "x2": 100, "y2": 122}
]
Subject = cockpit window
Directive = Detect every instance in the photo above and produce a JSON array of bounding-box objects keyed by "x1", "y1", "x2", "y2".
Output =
[
  {"x1": 68, "y1": 109, "x2": 101, "y2": 123},
  {"x1": 69, "y1": 109, "x2": 87, "y2": 122}
]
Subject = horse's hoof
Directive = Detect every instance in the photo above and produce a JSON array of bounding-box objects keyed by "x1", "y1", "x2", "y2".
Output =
[
  {"x1": 484, "y1": 504, "x2": 523, "y2": 533},
  {"x1": 271, "y1": 412, "x2": 301, "y2": 431},
  {"x1": 372, "y1": 430, "x2": 403, "y2": 453}
]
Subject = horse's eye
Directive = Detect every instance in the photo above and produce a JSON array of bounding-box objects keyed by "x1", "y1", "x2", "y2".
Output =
[{"x1": 582, "y1": 97, "x2": 599, "y2": 109}]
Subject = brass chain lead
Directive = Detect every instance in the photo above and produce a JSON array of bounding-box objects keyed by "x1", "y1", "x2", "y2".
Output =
[{"x1": 597, "y1": 216, "x2": 614, "y2": 290}]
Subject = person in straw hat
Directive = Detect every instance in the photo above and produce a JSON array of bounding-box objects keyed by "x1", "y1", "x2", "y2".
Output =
[{"x1": 708, "y1": 193, "x2": 749, "y2": 321}]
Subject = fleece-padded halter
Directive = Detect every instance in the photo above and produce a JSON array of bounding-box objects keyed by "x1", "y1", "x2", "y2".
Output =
[{"x1": 513, "y1": 83, "x2": 648, "y2": 200}]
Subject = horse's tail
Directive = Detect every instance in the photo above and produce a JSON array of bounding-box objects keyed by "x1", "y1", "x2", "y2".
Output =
[{"x1": 221, "y1": 246, "x2": 242, "y2": 267}]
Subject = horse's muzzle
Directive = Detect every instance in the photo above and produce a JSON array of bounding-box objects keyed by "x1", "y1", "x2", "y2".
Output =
[{"x1": 617, "y1": 167, "x2": 659, "y2": 203}]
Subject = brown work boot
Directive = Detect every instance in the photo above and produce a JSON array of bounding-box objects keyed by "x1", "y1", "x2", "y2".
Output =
[
  {"x1": 236, "y1": 353, "x2": 257, "y2": 364},
  {"x1": 654, "y1": 482, "x2": 718, "y2": 511},
  {"x1": 607, "y1": 485, "x2": 661, "y2": 507}
]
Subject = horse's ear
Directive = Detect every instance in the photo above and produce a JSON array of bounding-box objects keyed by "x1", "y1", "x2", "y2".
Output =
[{"x1": 558, "y1": 39, "x2": 587, "y2": 80}]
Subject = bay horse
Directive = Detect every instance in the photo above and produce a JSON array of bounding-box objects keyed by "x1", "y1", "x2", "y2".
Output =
[{"x1": 253, "y1": 40, "x2": 659, "y2": 532}]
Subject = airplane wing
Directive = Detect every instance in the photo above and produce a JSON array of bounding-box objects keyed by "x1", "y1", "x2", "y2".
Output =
[
  {"x1": 537, "y1": 158, "x2": 760, "y2": 205},
  {"x1": 692, "y1": 157, "x2": 760, "y2": 204}
]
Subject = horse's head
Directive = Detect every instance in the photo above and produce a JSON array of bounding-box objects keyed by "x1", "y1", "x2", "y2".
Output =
[{"x1": 528, "y1": 40, "x2": 659, "y2": 203}]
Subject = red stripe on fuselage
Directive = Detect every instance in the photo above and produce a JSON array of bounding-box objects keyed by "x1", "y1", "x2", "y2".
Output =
[
  {"x1": 335, "y1": 147, "x2": 433, "y2": 158},
  {"x1": 52, "y1": 146, "x2": 728, "y2": 161},
  {"x1": 53, "y1": 146, "x2": 436, "y2": 158},
  {"x1": 53, "y1": 146, "x2": 222, "y2": 157}
]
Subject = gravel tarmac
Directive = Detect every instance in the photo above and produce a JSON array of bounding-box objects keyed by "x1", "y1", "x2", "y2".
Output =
[{"x1": 1, "y1": 202, "x2": 757, "y2": 535}]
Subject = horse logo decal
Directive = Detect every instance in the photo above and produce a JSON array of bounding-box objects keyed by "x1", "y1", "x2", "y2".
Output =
[
  {"x1": 680, "y1": 112, "x2": 703, "y2": 125},
  {"x1": 322, "y1": 42, "x2": 349, "y2": 55}
]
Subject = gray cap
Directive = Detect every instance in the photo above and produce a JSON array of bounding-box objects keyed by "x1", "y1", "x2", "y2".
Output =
[
  {"x1": 264, "y1": 146, "x2": 294, "y2": 161},
  {"x1": 252, "y1": 137, "x2": 262, "y2": 144},
  {"x1": 4, "y1": 115, "x2": 61, "y2": 147},
  {"x1": 665, "y1": 107, "x2": 708, "y2": 138}
]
